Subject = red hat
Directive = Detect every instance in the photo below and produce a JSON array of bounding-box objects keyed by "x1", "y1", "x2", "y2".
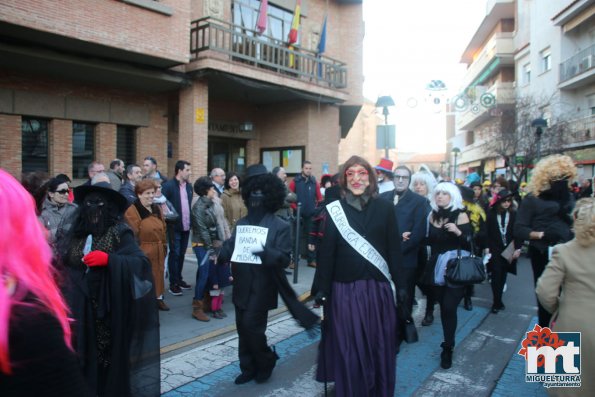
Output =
[{"x1": 374, "y1": 158, "x2": 394, "y2": 173}]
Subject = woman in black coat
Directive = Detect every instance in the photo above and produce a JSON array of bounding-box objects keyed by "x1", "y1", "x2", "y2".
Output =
[
  {"x1": 315, "y1": 155, "x2": 402, "y2": 397},
  {"x1": 514, "y1": 155, "x2": 576, "y2": 327},
  {"x1": 486, "y1": 189, "x2": 522, "y2": 313}
]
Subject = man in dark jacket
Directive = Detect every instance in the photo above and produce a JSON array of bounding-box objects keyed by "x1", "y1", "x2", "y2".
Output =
[
  {"x1": 380, "y1": 165, "x2": 429, "y2": 327},
  {"x1": 161, "y1": 160, "x2": 193, "y2": 295},
  {"x1": 119, "y1": 164, "x2": 142, "y2": 205},
  {"x1": 289, "y1": 160, "x2": 322, "y2": 267}
]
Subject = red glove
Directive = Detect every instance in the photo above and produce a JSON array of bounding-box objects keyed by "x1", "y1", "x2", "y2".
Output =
[{"x1": 83, "y1": 250, "x2": 109, "y2": 267}]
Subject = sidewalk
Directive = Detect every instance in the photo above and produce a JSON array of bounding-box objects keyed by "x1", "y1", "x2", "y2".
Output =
[{"x1": 159, "y1": 254, "x2": 317, "y2": 353}]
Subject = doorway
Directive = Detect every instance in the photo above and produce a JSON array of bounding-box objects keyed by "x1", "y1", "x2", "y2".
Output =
[{"x1": 208, "y1": 138, "x2": 247, "y2": 175}]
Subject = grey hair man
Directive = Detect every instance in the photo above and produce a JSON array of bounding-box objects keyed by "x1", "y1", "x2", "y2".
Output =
[{"x1": 210, "y1": 168, "x2": 226, "y2": 196}]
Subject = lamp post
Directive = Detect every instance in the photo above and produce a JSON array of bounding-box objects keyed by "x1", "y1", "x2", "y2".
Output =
[
  {"x1": 451, "y1": 147, "x2": 461, "y2": 180},
  {"x1": 375, "y1": 95, "x2": 395, "y2": 158},
  {"x1": 531, "y1": 117, "x2": 547, "y2": 162}
]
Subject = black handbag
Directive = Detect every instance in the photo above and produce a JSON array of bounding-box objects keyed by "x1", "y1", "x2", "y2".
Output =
[{"x1": 445, "y1": 237, "x2": 486, "y2": 286}]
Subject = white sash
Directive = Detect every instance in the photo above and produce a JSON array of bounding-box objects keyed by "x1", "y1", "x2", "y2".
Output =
[{"x1": 326, "y1": 200, "x2": 397, "y2": 304}]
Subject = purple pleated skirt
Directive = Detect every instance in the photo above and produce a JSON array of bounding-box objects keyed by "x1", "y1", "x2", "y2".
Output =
[{"x1": 316, "y1": 279, "x2": 397, "y2": 397}]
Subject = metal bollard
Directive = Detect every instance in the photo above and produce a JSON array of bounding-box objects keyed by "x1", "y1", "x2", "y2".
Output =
[{"x1": 293, "y1": 202, "x2": 301, "y2": 284}]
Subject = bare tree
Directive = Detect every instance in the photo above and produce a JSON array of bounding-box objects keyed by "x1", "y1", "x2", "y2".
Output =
[{"x1": 483, "y1": 94, "x2": 569, "y2": 181}]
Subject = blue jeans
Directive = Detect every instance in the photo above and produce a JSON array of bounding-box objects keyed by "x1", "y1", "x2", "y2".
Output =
[
  {"x1": 168, "y1": 230, "x2": 189, "y2": 286},
  {"x1": 193, "y1": 246, "x2": 211, "y2": 300}
]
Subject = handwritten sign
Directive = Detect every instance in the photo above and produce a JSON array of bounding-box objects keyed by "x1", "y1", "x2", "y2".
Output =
[{"x1": 231, "y1": 225, "x2": 269, "y2": 264}]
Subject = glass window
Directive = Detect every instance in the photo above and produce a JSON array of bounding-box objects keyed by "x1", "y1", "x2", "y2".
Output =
[
  {"x1": 232, "y1": 0, "x2": 299, "y2": 44},
  {"x1": 522, "y1": 63, "x2": 531, "y2": 85},
  {"x1": 22, "y1": 117, "x2": 49, "y2": 173},
  {"x1": 117, "y1": 125, "x2": 136, "y2": 166},
  {"x1": 541, "y1": 50, "x2": 551, "y2": 73},
  {"x1": 260, "y1": 146, "x2": 305, "y2": 175},
  {"x1": 72, "y1": 122, "x2": 95, "y2": 179}
]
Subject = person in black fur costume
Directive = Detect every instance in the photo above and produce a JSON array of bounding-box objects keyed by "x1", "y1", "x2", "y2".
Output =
[{"x1": 219, "y1": 164, "x2": 318, "y2": 385}]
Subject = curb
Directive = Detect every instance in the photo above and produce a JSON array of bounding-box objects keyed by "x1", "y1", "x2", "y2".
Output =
[{"x1": 160, "y1": 290, "x2": 313, "y2": 355}]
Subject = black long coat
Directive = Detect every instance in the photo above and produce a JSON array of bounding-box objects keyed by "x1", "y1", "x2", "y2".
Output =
[{"x1": 62, "y1": 224, "x2": 160, "y2": 397}]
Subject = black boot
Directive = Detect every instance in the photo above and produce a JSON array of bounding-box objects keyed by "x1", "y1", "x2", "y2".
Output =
[
  {"x1": 255, "y1": 347, "x2": 280, "y2": 383},
  {"x1": 463, "y1": 296, "x2": 473, "y2": 311},
  {"x1": 440, "y1": 342, "x2": 454, "y2": 369},
  {"x1": 234, "y1": 372, "x2": 256, "y2": 385},
  {"x1": 421, "y1": 303, "x2": 434, "y2": 326}
]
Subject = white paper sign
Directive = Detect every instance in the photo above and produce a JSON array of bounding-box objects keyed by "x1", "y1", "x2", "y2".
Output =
[{"x1": 231, "y1": 225, "x2": 269, "y2": 264}]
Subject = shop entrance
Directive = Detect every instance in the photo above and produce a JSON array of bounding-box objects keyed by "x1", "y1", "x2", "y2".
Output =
[{"x1": 208, "y1": 138, "x2": 247, "y2": 175}]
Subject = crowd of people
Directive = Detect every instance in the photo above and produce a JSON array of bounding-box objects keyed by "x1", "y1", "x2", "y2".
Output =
[{"x1": 1, "y1": 152, "x2": 593, "y2": 396}]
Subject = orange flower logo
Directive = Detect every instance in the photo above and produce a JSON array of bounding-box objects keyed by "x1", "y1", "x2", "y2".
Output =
[{"x1": 518, "y1": 325, "x2": 566, "y2": 368}]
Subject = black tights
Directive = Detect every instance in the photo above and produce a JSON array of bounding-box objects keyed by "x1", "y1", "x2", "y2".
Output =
[
  {"x1": 490, "y1": 256, "x2": 508, "y2": 307},
  {"x1": 434, "y1": 285, "x2": 465, "y2": 347},
  {"x1": 528, "y1": 246, "x2": 552, "y2": 327}
]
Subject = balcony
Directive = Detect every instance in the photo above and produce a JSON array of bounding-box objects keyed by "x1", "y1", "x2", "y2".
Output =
[
  {"x1": 456, "y1": 81, "x2": 515, "y2": 130},
  {"x1": 460, "y1": 32, "x2": 514, "y2": 88},
  {"x1": 566, "y1": 115, "x2": 595, "y2": 148},
  {"x1": 189, "y1": 17, "x2": 347, "y2": 90},
  {"x1": 559, "y1": 44, "x2": 595, "y2": 90}
]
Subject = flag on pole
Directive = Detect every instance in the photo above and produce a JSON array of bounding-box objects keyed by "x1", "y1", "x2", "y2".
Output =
[
  {"x1": 288, "y1": 0, "x2": 301, "y2": 44},
  {"x1": 316, "y1": 16, "x2": 327, "y2": 78},
  {"x1": 255, "y1": 0, "x2": 268, "y2": 34},
  {"x1": 317, "y1": 15, "x2": 327, "y2": 54},
  {"x1": 288, "y1": 0, "x2": 301, "y2": 67}
]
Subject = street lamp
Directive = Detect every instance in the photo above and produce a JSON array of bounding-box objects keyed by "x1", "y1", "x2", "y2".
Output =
[
  {"x1": 531, "y1": 117, "x2": 547, "y2": 162},
  {"x1": 376, "y1": 95, "x2": 395, "y2": 158},
  {"x1": 451, "y1": 147, "x2": 461, "y2": 180}
]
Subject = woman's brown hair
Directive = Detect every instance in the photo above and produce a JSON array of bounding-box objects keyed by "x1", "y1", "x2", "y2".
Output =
[{"x1": 339, "y1": 155, "x2": 378, "y2": 197}]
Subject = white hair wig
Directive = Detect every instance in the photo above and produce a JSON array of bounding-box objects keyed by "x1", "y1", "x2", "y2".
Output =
[
  {"x1": 410, "y1": 171, "x2": 437, "y2": 199},
  {"x1": 430, "y1": 181, "x2": 465, "y2": 212}
]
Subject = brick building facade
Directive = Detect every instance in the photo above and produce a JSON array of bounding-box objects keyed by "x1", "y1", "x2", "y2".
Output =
[{"x1": 0, "y1": 0, "x2": 363, "y2": 182}]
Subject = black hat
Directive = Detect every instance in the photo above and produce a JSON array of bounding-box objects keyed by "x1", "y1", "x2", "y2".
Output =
[
  {"x1": 245, "y1": 164, "x2": 268, "y2": 181},
  {"x1": 458, "y1": 185, "x2": 474, "y2": 202},
  {"x1": 490, "y1": 189, "x2": 513, "y2": 208},
  {"x1": 74, "y1": 181, "x2": 129, "y2": 212}
]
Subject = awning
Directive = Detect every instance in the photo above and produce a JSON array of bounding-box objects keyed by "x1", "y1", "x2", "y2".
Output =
[{"x1": 339, "y1": 105, "x2": 362, "y2": 138}]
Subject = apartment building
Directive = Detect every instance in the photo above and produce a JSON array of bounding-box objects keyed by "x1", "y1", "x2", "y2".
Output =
[
  {"x1": 452, "y1": 0, "x2": 595, "y2": 180},
  {"x1": 0, "y1": 0, "x2": 363, "y2": 180}
]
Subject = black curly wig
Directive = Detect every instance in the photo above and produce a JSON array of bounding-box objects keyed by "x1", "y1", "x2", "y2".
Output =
[{"x1": 241, "y1": 173, "x2": 286, "y2": 212}]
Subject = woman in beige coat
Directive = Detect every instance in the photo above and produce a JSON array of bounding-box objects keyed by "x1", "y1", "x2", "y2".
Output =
[
  {"x1": 536, "y1": 197, "x2": 595, "y2": 397},
  {"x1": 221, "y1": 172, "x2": 247, "y2": 232}
]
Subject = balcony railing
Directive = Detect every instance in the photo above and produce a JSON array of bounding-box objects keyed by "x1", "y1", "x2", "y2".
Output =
[
  {"x1": 190, "y1": 17, "x2": 347, "y2": 89},
  {"x1": 560, "y1": 44, "x2": 595, "y2": 83},
  {"x1": 566, "y1": 115, "x2": 595, "y2": 145}
]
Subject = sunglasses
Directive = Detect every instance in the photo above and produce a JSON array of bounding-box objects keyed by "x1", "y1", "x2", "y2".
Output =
[
  {"x1": 394, "y1": 175, "x2": 410, "y2": 181},
  {"x1": 54, "y1": 189, "x2": 70, "y2": 195}
]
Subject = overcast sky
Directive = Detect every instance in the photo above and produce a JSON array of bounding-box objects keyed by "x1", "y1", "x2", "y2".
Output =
[{"x1": 362, "y1": 0, "x2": 487, "y2": 153}]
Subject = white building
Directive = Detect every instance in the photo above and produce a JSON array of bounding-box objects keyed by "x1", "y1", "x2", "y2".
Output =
[{"x1": 452, "y1": 0, "x2": 595, "y2": 181}]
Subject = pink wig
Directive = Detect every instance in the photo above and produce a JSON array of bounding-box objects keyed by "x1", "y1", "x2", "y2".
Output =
[{"x1": 0, "y1": 169, "x2": 72, "y2": 374}]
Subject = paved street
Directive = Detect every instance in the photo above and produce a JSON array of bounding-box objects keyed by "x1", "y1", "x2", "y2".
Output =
[{"x1": 158, "y1": 254, "x2": 550, "y2": 396}]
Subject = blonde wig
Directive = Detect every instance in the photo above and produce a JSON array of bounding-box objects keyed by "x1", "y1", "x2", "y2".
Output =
[
  {"x1": 528, "y1": 154, "x2": 577, "y2": 196},
  {"x1": 573, "y1": 198, "x2": 595, "y2": 247}
]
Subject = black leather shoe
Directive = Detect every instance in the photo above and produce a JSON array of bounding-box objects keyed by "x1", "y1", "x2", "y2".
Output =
[
  {"x1": 491, "y1": 305, "x2": 500, "y2": 314},
  {"x1": 463, "y1": 297, "x2": 473, "y2": 311},
  {"x1": 234, "y1": 372, "x2": 256, "y2": 385}
]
